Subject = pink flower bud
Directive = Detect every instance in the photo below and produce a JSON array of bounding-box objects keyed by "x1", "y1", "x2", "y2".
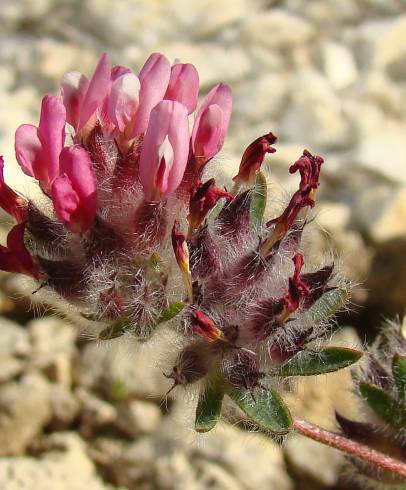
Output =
[
  {"x1": 78, "y1": 53, "x2": 111, "y2": 131},
  {"x1": 15, "y1": 95, "x2": 66, "y2": 193},
  {"x1": 51, "y1": 146, "x2": 97, "y2": 233},
  {"x1": 0, "y1": 223, "x2": 40, "y2": 279},
  {"x1": 0, "y1": 156, "x2": 27, "y2": 222},
  {"x1": 60, "y1": 71, "x2": 89, "y2": 130},
  {"x1": 165, "y1": 63, "x2": 199, "y2": 114},
  {"x1": 139, "y1": 100, "x2": 189, "y2": 202},
  {"x1": 192, "y1": 83, "x2": 232, "y2": 167},
  {"x1": 132, "y1": 53, "x2": 171, "y2": 135},
  {"x1": 108, "y1": 72, "x2": 140, "y2": 134}
]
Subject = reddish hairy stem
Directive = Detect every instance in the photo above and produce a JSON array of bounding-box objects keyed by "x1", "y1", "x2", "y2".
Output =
[{"x1": 293, "y1": 418, "x2": 406, "y2": 480}]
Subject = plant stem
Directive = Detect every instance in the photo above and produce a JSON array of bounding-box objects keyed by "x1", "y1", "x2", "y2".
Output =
[{"x1": 293, "y1": 418, "x2": 406, "y2": 480}]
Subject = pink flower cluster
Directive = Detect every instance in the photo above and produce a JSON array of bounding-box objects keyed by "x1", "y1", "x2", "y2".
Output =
[{"x1": 0, "y1": 53, "x2": 232, "y2": 277}]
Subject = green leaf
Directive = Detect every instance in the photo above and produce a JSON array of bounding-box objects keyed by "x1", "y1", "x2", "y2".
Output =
[
  {"x1": 393, "y1": 354, "x2": 406, "y2": 402},
  {"x1": 99, "y1": 318, "x2": 132, "y2": 340},
  {"x1": 157, "y1": 301, "x2": 184, "y2": 324},
  {"x1": 250, "y1": 171, "x2": 267, "y2": 232},
  {"x1": 307, "y1": 288, "x2": 349, "y2": 324},
  {"x1": 227, "y1": 386, "x2": 292, "y2": 434},
  {"x1": 274, "y1": 347, "x2": 363, "y2": 377},
  {"x1": 195, "y1": 373, "x2": 225, "y2": 433},
  {"x1": 360, "y1": 382, "x2": 406, "y2": 429}
]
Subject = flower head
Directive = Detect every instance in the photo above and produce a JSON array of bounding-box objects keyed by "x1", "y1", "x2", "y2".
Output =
[{"x1": 0, "y1": 52, "x2": 353, "y2": 440}]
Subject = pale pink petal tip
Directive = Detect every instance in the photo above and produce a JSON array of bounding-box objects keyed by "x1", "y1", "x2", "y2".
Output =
[
  {"x1": 132, "y1": 53, "x2": 171, "y2": 136},
  {"x1": 139, "y1": 99, "x2": 189, "y2": 202},
  {"x1": 192, "y1": 83, "x2": 232, "y2": 165},
  {"x1": 165, "y1": 63, "x2": 199, "y2": 114}
]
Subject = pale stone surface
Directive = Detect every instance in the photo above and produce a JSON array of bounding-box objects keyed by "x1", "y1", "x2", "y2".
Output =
[
  {"x1": 280, "y1": 69, "x2": 353, "y2": 151},
  {"x1": 116, "y1": 399, "x2": 162, "y2": 436},
  {"x1": 242, "y1": 9, "x2": 315, "y2": 49},
  {"x1": 356, "y1": 15, "x2": 406, "y2": 69},
  {"x1": 285, "y1": 435, "x2": 344, "y2": 486},
  {"x1": 318, "y1": 41, "x2": 358, "y2": 90},
  {"x1": 0, "y1": 432, "x2": 115, "y2": 490},
  {"x1": 29, "y1": 317, "x2": 77, "y2": 387},
  {"x1": 0, "y1": 317, "x2": 30, "y2": 382},
  {"x1": 0, "y1": 373, "x2": 52, "y2": 456}
]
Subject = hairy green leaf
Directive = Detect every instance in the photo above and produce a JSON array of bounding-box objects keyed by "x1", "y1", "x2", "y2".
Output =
[
  {"x1": 98, "y1": 318, "x2": 132, "y2": 340},
  {"x1": 250, "y1": 171, "x2": 267, "y2": 231},
  {"x1": 307, "y1": 288, "x2": 349, "y2": 324},
  {"x1": 393, "y1": 354, "x2": 406, "y2": 402},
  {"x1": 158, "y1": 301, "x2": 184, "y2": 324},
  {"x1": 360, "y1": 382, "x2": 406, "y2": 429},
  {"x1": 227, "y1": 386, "x2": 292, "y2": 434},
  {"x1": 195, "y1": 373, "x2": 225, "y2": 433},
  {"x1": 275, "y1": 347, "x2": 362, "y2": 377}
]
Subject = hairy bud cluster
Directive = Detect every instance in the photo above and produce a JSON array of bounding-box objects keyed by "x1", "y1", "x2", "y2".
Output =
[
  {"x1": 338, "y1": 320, "x2": 406, "y2": 487},
  {"x1": 0, "y1": 53, "x2": 341, "y2": 408}
]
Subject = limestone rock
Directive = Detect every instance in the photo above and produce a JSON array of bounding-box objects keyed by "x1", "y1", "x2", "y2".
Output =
[
  {"x1": 0, "y1": 317, "x2": 30, "y2": 382},
  {"x1": 242, "y1": 9, "x2": 315, "y2": 49},
  {"x1": 280, "y1": 69, "x2": 353, "y2": 151},
  {"x1": 29, "y1": 317, "x2": 77, "y2": 387},
  {"x1": 116, "y1": 399, "x2": 162, "y2": 437},
  {"x1": 49, "y1": 384, "x2": 80, "y2": 430},
  {"x1": 152, "y1": 42, "x2": 251, "y2": 88},
  {"x1": 76, "y1": 388, "x2": 117, "y2": 432},
  {"x1": 318, "y1": 41, "x2": 358, "y2": 90},
  {"x1": 0, "y1": 373, "x2": 52, "y2": 456},
  {"x1": 0, "y1": 432, "x2": 114, "y2": 490},
  {"x1": 285, "y1": 435, "x2": 344, "y2": 487},
  {"x1": 356, "y1": 15, "x2": 406, "y2": 70}
]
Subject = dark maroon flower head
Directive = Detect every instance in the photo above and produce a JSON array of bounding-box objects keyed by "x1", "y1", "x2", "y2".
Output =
[
  {"x1": 188, "y1": 178, "x2": 233, "y2": 237},
  {"x1": 283, "y1": 253, "x2": 310, "y2": 313},
  {"x1": 0, "y1": 156, "x2": 28, "y2": 223},
  {"x1": 0, "y1": 223, "x2": 40, "y2": 279},
  {"x1": 190, "y1": 310, "x2": 225, "y2": 342},
  {"x1": 232, "y1": 132, "x2": 277, "y2": 187},
  {"x1": 263, "y1": 150, "x2": 323, "y2": 256},
  {"x1": 289, "y1": 149, "x2": 324, "y2": 195}
]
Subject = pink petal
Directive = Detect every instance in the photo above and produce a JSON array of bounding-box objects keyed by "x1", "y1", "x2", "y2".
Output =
[
  {"x1": 0, "y1": 156, "x2": 27, "y2": 222},
  {"x1": 192, "y1": 83, "x2": 232, "y2": 162},
  {"x1": 164, "y1": 63, "x2": 199, "y2": 114},
  {"x1": 60, "y1": 71, "x2": 89, "y2": 130},
  {"x1": 132, "y1": 53, "x2": 171, "y2": 135},
  {"x1": 108, "y1": 73, "x2": 140, "y2": 133},
  {"x1": 139, "y1": 100, "x2": 189, "y2": 201},
  {"x1": 192, "y1": 104, "x2": 222, "y2": 161},
  {"x1": 78, "y1": 53, "x2": 112, "y2": 131},
  {"x1": 37, "y1": 95, "x2": 67, "y2": 186},
  {"x1": 52, "y1": 146, "x2": 97, "y2": 232},
  {"x1": 15, "y1": 124, "x2": 43, "y2": 179},
  {"x1": 51, "y1": 174, "x2": 80, "y2": 225}
]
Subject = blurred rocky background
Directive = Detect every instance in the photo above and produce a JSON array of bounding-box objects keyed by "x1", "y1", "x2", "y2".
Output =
[{"x1": 1, "y1": 0, "x2": 406, "y2": 488}]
